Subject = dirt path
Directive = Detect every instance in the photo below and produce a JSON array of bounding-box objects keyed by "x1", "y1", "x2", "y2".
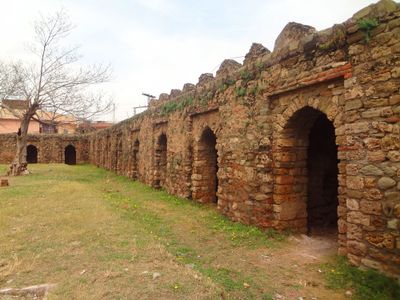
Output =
[{"x1": 261, "y1": 234, "x2": 345, "y2": 299}]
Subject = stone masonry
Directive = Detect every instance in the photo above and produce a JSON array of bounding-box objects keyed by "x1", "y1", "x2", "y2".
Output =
[
  {"x1": 0, "y1": 0, "x2": 399, "y2": 279},
  {"x1": 0, "y1": 134, "x2": 88, "y2": 165}
]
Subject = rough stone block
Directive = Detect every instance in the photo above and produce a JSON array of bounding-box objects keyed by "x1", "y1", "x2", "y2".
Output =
[
  {"x1": 367, "y1": 151, "x2": 386, "y2": 162},
  {"x1": 363, "y1": 189, "x2": 383, "y2": 201},
  {"x1": 361, "y1": 258, "x2": 382, "y2": 271},
  {"x1": 347, "y1": 223, "x2": 363, "y2": 240},
  {"x1": 345, "y1": 122, "x2": 369, "y2": 134},
  {"x1": 387, "y1": 151, "x2": 400, "y2": 162},
  {"x1": 347, "y1": 189, "x2": 363, "y2": 199},
  {"x1": 360, "y1": 165, "x2": 383, "y2": 176},
  {"x1": 347, "y1": 198, "x2": 360, "y2": 211},
  {"x1": 346, "y1": 176, "x2": 365, "y2": 190},
  {"x1": 377, "y1": 177, "x2": 397, "y2": 190},
  {"x1": 366, "y1": 233, "x2": 395, "y2": 249},
  {"x1": 347, "y1": 211, "x2": 370, "y2": 226},
  {"x1": 345, "y1": 99, "x2": 363, "y2": 111},
  {"x1": 381, "y1": 135, "x2": 400, "y2": 151},
  {"x1": 338, "y1": 218, "x2": 347, "y2": 234},
  {"x1": 347, "y1": 240, "x2": 367, "y2": 255},
  {"x1": 360, "y1": 200, "x2": 382, "y2": 215},
  {"x1": 387, "y1": 219, "x2": 398, "y2": 230}
]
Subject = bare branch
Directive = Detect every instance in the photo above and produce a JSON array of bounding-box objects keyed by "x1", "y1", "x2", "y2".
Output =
[{"x1": 1, "y1": 10, "x2": 113, "y2": 175}]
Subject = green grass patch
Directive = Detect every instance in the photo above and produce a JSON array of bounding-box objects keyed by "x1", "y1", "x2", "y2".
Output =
[
  {"x1": 0, "y1": 164, "x2": 7, "y2": 175},
  {"x1": 100, "y1": 170, "x2": 287, "y2": 255},
  {"x1": 324, "y1": 255, "x2": 400, "y2": 300},
  {"x1": 200, "y1": 266, "x2": 248, "y2": 291},
  {"x1": 208, "y1": 212, "x2": 286, "y2": 248},
  {"x1": 101, "y1": 180, "x2": 251, "y2": 289},
  {"x1": 1, "y1": 164, "x2": 354, "y2": 299}
]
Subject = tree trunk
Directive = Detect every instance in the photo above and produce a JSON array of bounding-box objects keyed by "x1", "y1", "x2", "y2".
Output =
[{"x1": 8, "y1": 112, "x2": 33, "y2": 176}]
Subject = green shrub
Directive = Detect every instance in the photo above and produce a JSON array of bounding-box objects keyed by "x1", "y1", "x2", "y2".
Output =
[
  {"x1": 160, "y1": 96, "x2": 195, "y2": 115},
  {"x1": 218, "y1": 83, "x2": 228, "y2": 92},
  {"x1": 357, "y1": 18, "x2": 378, "y2": 43},
  {"x1": 160, "y1": 102, "x2": 177, "y2": 115},
  {"x1": 235, "y1": 87, "x2": 246, "y2": 97},
  {"x1": 240, "y1": 70, "x2": 253, "y2": 82}
]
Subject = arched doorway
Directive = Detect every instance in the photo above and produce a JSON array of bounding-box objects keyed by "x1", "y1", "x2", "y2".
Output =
[
  {"x1": 116, "y1": 137, "x2": 123, "y2": 174},
  {"x1": 105, "y1": 136, "x2": 110, "y2": 169},
  {"x1": 26, "y1": 145, "x2": 38, "y2": 164},
  {"x1": 154, "y1": 133, "x2": 167, "y2": 188},
  {"x1": 273, "y1": 106, "x2": 339, "y2": 235},
  {"x1": 307, "y1": 114, "x2": 339, "y2": 234},
  {"x1": 192, "y1": 127, "x2": 218, "y2": 203},
  {"x1": 65, "y1": 145, "x2": 76, "y2": 165},
  {"x1": 132, "y1": 139, "x2": 140, "y2": 179}
]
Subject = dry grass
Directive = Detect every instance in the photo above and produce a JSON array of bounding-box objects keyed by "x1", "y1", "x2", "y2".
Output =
[
  {"x1": 0, "y1": 165, "x2": 218, "y2": 299},
  {"x1": 0, "y1": 164, "x2": 358, "y2": 299}
]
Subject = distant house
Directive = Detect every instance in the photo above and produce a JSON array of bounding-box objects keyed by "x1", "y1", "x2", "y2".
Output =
[
  {"x1": 0, "y1": 99, "x2": 78, "y2": 134},
  {"x1": 77, "y1": 120, "x2": 113, "y2": 133}
]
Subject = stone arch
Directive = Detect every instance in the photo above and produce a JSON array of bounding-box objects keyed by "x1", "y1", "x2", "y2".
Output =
[
  {"x1": 96, "y1": 137, "x2": 101, "y2": 166},
  {"x1": 100, "y1": 137, "x2": 105, "y2": 166},
  {"x1": 65, "y1": 144, "x2": 76, "y2": 165},
  {"x1": 104, "y1": 135, "x2": 111, "y2": 170},
  {"x1": 154, "y1": 133, "x2": 167, "y2": 188},
  {"x1": 26, "y1": 145, "x2": 38, "y2": 164},
  {"x1": 192, "y1": 126, "x2": 219, "y2": 204},
  {"x1": 132, "y1": 139, "x2": 140, "y2": 179},
  {"x1": 272, "y1": 104, "x2": 341, "y2": 235}
]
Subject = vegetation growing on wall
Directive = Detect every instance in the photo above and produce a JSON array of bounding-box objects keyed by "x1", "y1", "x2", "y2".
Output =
[
  {"x1": 159, "y1": 94, "x2": 214, "y2": 116},
  {"x1": 357, "y1": 18, "x2": 379, "y2": 43}
]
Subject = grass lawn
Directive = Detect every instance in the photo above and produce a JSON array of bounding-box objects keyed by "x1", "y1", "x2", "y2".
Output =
[{"x1": 0, "y1": 164, "x2": 398, "y2": 299}]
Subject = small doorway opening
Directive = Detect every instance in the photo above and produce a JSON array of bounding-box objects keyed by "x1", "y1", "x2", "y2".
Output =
[
  {"x1": 192, "y1": 127, "x2": 218, "y2": 203},
  {"x1": 155, "y1": 134, "x2": 167, "y2": 188},
  {"x1": 27, "y1": 145, "x2": 38, "y2": 164},
  {"x1": 132, "y1": 139, "x2": 139, "y2": 179},
  {"x1": 307, "y1": 114, "x2": 338, "y2": 235},
  {"x1": 65, "y1": 145, "x2": 76, "y2": 165},
  {"x1": 116, "y1": 138, "x2": 122, "y2": 173},
  {"x1": 273, "y1": 106, "x2": 339, "y2": 236}
]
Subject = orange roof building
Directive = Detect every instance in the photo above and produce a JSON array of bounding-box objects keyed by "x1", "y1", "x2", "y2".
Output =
[{"x1": 0, "y1": 99, "x2": 78, "y2": 134}]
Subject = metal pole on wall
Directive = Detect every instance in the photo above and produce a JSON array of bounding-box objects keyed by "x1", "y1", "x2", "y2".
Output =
[{"x1": 112, "y1": 103, "x2": 116, "y2": 124}]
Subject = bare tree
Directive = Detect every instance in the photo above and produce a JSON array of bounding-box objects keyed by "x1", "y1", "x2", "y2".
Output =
[{"x1": 0, "y1": 11, "x2": 112, "y2": 176}]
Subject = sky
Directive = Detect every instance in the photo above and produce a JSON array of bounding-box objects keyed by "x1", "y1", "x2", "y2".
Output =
[{"x1": 0, "y1": 0, "x2": 383, "y2": 122}]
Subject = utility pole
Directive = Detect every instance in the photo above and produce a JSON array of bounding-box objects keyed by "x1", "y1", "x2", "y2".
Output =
[
  {"x1": 133, "y1": 105, "x2": 148, "y2": 115},
  {"x1": 142, "y1": 93, "x2": 155, "y2": 103},
  {"x1": 132, "y1": 93, "x2": 155, "y2": 116}
]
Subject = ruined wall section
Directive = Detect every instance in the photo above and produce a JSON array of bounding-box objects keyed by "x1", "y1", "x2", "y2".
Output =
[
  {"x1": 0, "y1": 0, "x2": 397, "y2": 279},
  {"x1": 0, "y1": 134, "x2": 89, "y2": 164},
  {"x1": 89, "y1": 1, "x2": 400, "y2": 278}
]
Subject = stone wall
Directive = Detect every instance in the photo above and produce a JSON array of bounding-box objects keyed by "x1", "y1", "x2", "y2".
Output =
[
  {"x1": 88, "y1": 0, "x2": 400, "y2": 278},
  {"x1": 0, "y1": 133, "x2": 89, "y2": 165},
  {"x1": 0, "y1": 0, "x2": 399, "y2": 279}
]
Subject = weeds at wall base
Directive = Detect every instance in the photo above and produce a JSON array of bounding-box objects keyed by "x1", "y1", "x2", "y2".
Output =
[{"x1": 323, "y1": 255, "x2": 400, "y2": 300}]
